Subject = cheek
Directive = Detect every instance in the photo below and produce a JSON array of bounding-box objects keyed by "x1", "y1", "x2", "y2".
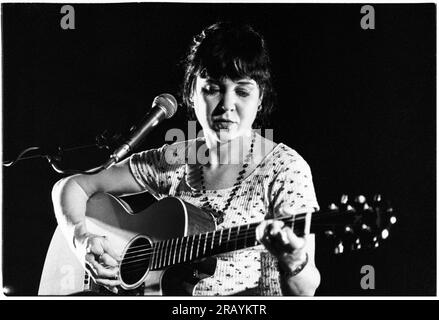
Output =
[
  {"x1": 239, "y1": 99, "x2": 259, "y2": 123},
  {"x1": 193, "y1": 94, "x2": 214, "y2": 122}
]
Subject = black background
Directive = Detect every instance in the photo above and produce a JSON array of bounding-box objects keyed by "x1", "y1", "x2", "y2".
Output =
[{"x1": 2, "y1": 3, "x2": 436, "y2": 296}]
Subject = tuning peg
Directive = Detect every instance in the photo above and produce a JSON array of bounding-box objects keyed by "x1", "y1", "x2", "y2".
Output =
[
  {"x1": 363, "y1": 202, "x2": 373, "y2": 211},
  {"x1": 387, "y1": 207, "x2": 397, "y2": 224},
  {"x1": 328, "y1": 203, "x2": 339, "y2": 211},
  {"x1": 381, "y1": 229, "x2": 390, "y2": 240},
  {"x1": 355, "y1": 238, "x2": 362, "y2": 250},
  {"x1": 324, "y1": 230, "x2": 335, "y2": 237},
  {"x1": 344, "y1": 226, "x2": 353, "y2": 234},
  {"x1": 335, "y1": 241, "x2": 344, "y2": 254},
  {"x1": 340, "y1": 194, "x2": 349, "y2": 204},
  {"x1": 373, "y1": 194, "x2": 382, "y2": 202},
  {"x1": 346, "y1": 204, "x2": 356, "y2": 213},
  {"x1": 361, "y1": 224, "x2": 371, "y2": 232},
  {"x1": 355, "y1": 195, "x2": 366, "y2": 204}
]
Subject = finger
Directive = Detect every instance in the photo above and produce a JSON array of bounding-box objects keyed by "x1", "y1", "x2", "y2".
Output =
[
  {"x1": 279, "y1": 206, "x2": 310, "y2": 216},
  {"x1": 274, "y1": 227, "x2": 290, "y2": 246},
  {"x1": 258, "y1": 221, "x2": 284, "y2": 255},
  {"x1": 94, "y1": 277, "x2": 122, "y2": 288},
  {"x1": 268, "y1": 220, "x2": 285, "y2": 237},
  {"x1": 284, "y1": 227, "x2": 306, "y2": 250},
  {"x1": 99, "y1": 253, "x2": 119, "y2": 267},
  {"x1": 86, "y1": 254, "x2": 119, "y2": 278},
  {"x1": 101, "y1": 239, "x2": 122, "y2": 262},
  {"x1": 256, "y1": 220, "x2": 270, "y2": 242}
]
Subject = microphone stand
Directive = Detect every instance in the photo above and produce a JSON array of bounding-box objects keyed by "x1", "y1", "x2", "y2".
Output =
[{"x1": 3, "y1": 131, "x2": 121, "y2": 175}]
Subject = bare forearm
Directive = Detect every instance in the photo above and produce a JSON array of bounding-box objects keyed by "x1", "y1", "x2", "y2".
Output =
[{"x1": 280, "y1": 263, "x2": 321, "y2": 296}]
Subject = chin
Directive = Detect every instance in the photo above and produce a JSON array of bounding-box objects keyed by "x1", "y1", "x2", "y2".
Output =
[{"x1": 215, "y1": 130, "x2": 237, "y2": 142}]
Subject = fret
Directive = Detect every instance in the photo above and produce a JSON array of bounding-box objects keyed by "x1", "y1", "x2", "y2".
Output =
[
  {"x1": 156, "y1": 241, "x2": 163, "y2": 269},
  {"x1": 195, "y1": 234, "x2": 201, "y2": 259},
  {"x1": 218, "y1": 228, "x2": 224, "y2": 247},
  {"x1": 203, "y1": 232, "x2": 208, "y2": 255},
  {"x1": 210, "y1": 231, "x2": 215, "y2": 251},
  {"x1": 161, "y1": 240, "x2": 169, "y2": 269},
  {"x1": 174, "y1": 238, "x2": 179, "y2": 265},
  {"x1": 243, "y1": 224, "x2": 250, "y2": 248},
  {"x1": 181, "y1": 236, "x2": 188, "y2": 264},
  {"x1": 154, "y1": 242, "x2": 160, "y2": 269},
  {"x1": 189, "y1": 234, "x2": 196, "y2": 261},
  {"x1": 162, "y1": 240, "x2": 168, "y2": 268},
  {"x1": 167, "y1": 238, "x2": 174, "y2": 267},
  {"x1": 234, "y1": 225, "x2": 241, "y2": 250},
  {"x1": 183, "y1": 235, "x2": 190, "y2": 263}
]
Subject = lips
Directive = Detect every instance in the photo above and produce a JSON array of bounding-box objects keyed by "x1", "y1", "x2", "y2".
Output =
[
  {"x1": 213, "y1": 118, "x2": 236, "y2": 123},
  {"x1": 212, "y1": 119, "x2": 236, "y2": 130}
]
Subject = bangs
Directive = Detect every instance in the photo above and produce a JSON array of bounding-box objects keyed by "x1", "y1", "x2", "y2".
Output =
[
  {"x1": 197, "y1": 53, "x2": 265, "y2": 83},
  {"x1": 194, "y1": 26, "x2": 268, "y2": 83}
]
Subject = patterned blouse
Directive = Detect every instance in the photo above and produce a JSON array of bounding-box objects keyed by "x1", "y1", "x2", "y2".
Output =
[{"x1": 128, "y1": 138, "x2": 319, "y2": 296}]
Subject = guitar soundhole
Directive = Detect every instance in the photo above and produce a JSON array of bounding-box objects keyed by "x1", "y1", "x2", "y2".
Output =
[{"x1": 120, "y1": 236, "x2": 152, "y2": 288}]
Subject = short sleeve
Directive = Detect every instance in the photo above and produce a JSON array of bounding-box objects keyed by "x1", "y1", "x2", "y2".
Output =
[
  {"x1": 267, "y1": 157, "x2": 319, "y2": 219},
  {"x1": 128, "y1": 144, "x2": 171, "y2": 199}
]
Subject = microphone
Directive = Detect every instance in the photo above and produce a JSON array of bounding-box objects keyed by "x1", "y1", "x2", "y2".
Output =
[{"x1": 103, "y1": 93, "x2": 178, "y2": 169}]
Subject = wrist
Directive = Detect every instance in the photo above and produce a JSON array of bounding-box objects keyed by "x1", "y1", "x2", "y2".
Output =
[
  {"x1": 73, "y1": 224, "x2": 89, "y2": 248},
  {"x1": 277, "y1": 252, "x2": 309, "y2": 278}
]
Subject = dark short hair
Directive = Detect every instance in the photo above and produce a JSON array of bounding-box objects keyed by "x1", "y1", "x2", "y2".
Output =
[{"x1": 181, "y1": 22, "x2": 276, "y2": 128}]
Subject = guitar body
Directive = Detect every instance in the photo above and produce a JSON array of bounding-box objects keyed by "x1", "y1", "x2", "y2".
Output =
[{"x1": 38, "y1": 193, "x2": 217, "y2": 296}]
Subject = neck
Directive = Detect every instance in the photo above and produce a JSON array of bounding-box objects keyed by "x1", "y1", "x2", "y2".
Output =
[{"x1": 203, "y1": 131, "x2": 254, "y2": 166}]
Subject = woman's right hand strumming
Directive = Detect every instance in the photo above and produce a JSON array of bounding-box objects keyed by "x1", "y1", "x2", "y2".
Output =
[
  {"x1": 52, "y1": 161, "x2": 144, "y2": 295},
  {"x1": 74, "y1": 232, "x2": 122, "y2": 294}
]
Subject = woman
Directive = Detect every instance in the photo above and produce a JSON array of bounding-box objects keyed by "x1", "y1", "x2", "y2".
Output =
[{"x1": 52, "y1": 22, "x2": 320, "y2": 296}]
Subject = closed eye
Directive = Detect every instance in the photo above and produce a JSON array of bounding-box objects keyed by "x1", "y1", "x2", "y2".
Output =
[
  {"x1": 202, "y1": 86, "x2": 220, "y2": 96},
  {"x1": 236, "y1": 89, "x2": 250, "y2": 97}
]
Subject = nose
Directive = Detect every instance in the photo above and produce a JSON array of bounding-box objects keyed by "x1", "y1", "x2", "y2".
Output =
[{"x1": 220, "y1": 91, "x2": 236, "y2": 112}]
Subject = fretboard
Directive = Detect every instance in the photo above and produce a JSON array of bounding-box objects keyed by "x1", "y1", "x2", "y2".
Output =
[{"x1": 149, "y1": 213, "x2": 308, "y2": 270}]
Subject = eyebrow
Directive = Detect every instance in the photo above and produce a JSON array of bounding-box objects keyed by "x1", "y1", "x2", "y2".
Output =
[
  {"x1": 236, "y1": 80, "x2": 255, "y2": 86},
  {"x1": 203, "y1": 78, "x2": 256, "y2": 87}
]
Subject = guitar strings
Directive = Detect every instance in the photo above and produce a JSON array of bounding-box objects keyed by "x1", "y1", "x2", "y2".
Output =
[
  {"x1": 121, "y1": 221, "x2": 342, "y2": 272},
  {"x1": 121, "y1": 209, "x2": 342, "y2": 256},
  {"x1": 118, "y1": 216, "x2": 309, "y2": 274},
  {"x1": 121, "y1": 213, "x2": 307, "y2": 261},
  {"x1": 121, "y1": 214, "x2": 307, "y2": 264}
]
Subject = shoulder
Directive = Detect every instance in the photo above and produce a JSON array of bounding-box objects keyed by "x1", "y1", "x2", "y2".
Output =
[
  {"x1": 160, "y1": 138, "x2": 200, "y2": 166},
  {"x1": 130, "y1": 138, "x2": 197, "y2": 167},
  {"x1": 269, "y1": 143, "x2": 312, "y2": 173}
]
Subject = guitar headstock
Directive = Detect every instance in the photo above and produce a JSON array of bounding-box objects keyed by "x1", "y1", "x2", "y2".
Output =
[{"x1": 317, "y1": 194, "x2": 396, "y2": 254}]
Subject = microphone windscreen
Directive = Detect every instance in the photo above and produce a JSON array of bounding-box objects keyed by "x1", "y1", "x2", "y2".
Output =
[{"x1": 153, "y1": 93, "x2": 178, "y2": 119}]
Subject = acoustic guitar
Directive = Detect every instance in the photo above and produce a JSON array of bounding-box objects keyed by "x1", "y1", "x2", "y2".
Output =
[{"x1": 38, "y1": 193, "x2": 396, "y2": 295}]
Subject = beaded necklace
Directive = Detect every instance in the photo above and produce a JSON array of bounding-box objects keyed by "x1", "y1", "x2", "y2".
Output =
[{"x1": 196, "y1": 131, "x2": 256, "y2": 224}]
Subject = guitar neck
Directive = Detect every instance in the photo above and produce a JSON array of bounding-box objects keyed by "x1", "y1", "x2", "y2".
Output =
[{"x1": 149, "y1": 213, "x2": 310, "y2": 270}]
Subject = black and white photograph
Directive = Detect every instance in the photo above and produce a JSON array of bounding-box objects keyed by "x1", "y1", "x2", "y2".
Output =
[{"x1": 1, "y1": 1, "x2": 436, "y2": 302}]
